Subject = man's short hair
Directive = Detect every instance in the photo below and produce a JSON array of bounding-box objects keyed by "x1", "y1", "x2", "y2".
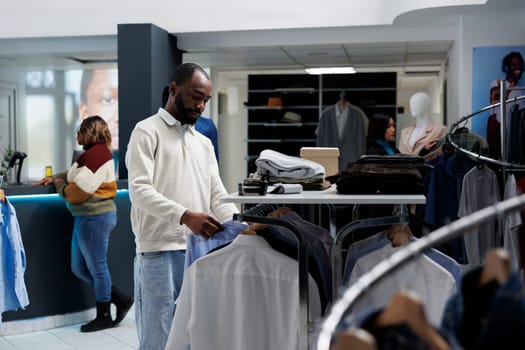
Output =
[{"x1": 171, "y1": 63, "x2": 209, "y2": 85}]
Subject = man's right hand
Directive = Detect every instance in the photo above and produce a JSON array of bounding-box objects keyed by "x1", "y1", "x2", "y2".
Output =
[{"x1": 181, "y1": 210, "x2": 224, "y2": 238}]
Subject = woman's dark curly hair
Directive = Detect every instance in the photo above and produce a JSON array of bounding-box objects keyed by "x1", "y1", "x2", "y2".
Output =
[{"x1": 78, "y1": 115, "x2": 112, "y2": 147}]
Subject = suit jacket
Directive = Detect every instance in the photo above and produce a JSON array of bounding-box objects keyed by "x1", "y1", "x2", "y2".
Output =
[
  {"x1": 316, "y1": 104, "x2": 367, "y2": 171},
  {"x1": 399, "y1": 121, "x2": 447, "y2": 156}
]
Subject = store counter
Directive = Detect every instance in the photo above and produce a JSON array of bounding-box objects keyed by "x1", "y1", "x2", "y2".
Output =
[{"x1": 2, "y1": 181, "x2": 135, "y2": 322}]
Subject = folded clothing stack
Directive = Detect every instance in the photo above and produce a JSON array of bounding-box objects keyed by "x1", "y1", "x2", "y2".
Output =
[{"x1": 254, "y1": 149, "x2": 330, "y2": 191}]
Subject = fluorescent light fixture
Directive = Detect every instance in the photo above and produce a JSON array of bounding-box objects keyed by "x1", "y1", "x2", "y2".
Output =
[{"x1": 305, "y1": 67, "x2": 356, "y2": 75}]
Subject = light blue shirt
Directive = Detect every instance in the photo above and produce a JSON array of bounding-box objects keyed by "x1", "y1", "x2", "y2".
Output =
[
  {"x1": 0, "y1": 200, "x2": 29, "y2": 319},
  {"x1": 184, "y1": 220, "x2": 248, "y2": 271}
]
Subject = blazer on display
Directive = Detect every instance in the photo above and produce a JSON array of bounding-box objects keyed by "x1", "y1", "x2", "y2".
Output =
[{"x1": 399, "y1": 121, "x2": 447, "y2": 156}]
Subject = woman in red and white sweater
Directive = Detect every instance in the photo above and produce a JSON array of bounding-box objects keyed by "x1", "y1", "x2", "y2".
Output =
[{"x1": 34, "y1": 116, "x2": 133, "y2": 332}]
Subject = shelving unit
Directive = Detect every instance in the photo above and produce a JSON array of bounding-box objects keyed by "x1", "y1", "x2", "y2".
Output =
[{"x1": 246, "y1": 72, "x2": 397, "y2": 175}]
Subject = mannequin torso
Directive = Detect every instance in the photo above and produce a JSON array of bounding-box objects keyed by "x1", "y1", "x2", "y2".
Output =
[{"x1": 399, "y1": 92, "x2": 447, "y2": 155}]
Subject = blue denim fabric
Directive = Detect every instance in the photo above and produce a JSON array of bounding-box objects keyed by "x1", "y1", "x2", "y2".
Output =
[
  {"x1": 1, "y1": 200, "x2": 29, "y2": 313},
  {"x1": 134, "y1": 250, "x2": 185, "y2": 350},
  {"x1": 70, "y1": 212, "x2": 116, "y2": 302}
]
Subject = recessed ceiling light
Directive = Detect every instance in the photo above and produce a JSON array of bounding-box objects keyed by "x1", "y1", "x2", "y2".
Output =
[{"x1": 305, "y1": 67, "x2": 356, "y2": 74}]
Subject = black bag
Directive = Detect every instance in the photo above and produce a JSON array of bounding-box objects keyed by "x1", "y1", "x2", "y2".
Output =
[{"x1": 335, "y1": 154, "x2": 430, "y2": 194}]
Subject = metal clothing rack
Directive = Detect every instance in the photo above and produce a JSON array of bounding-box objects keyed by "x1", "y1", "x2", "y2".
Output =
[
  {"x1": 222, "y1": 188, "x2": 425, "y2": 350},
  {"x1": 448, "y1": 85, "x2": 525, "y2": 169},
  {"x1": 233, "y1": 203, "x2": 310, "y2": 350},
  {"x1": 316, "y1": 193, "x2": 525, "y2": 350}
]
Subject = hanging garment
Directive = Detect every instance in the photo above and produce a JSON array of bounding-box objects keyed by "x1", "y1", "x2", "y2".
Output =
[
  {"x1": 449, "y1": 129, "x2": 489, "y2": 156},
  {"x1": 506, "y1": 104, "x2": 522, "y2": 164},
  {"x1": 184, "y1": 220, "x2": 248, "y2": 271},
  {"x1": 516, "y1": 176, "x2": 525, "y2": 272},
  {"x1": 343, "y1": 233, "x2": 461, "y2": 288},
  {"x1": 486, "y1": 114, "x2": 501, "y2": 160},
  {"x1": 502, "y1": 174, "x2": 523, "y2": 272},
  {"x1": 316, "y1": 104, "x2": 367, "y2": 171},
  {"x1": 348, "y1": 243, "x2": 456, "y2": 326},
  {"x1": 424, "y1": 153, "x2": 476, "y2": 264},
  {"x1": 166, "y1": 234, "x2": 321, "y2": 350},
  {"x1": 262, "y1": 210, "x2": 333, "y2": 312},
  {"x1": 0, "y1": 200, "x2": 29, "y2": 323},
  {"x1": 458, "y1": 166, "x2": 502, "y2": 268}
]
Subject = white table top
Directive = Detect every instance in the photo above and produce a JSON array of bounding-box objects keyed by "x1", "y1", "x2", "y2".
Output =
[{"x1": 221, "y1": 185, "x2": 426, "y2": 205}]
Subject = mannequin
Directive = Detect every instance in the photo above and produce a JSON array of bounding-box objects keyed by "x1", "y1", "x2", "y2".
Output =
[{"x1": 398, "y1": 92, "x2": 447, "y2": 156}]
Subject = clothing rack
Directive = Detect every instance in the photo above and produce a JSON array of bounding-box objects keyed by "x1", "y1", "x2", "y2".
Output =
[
  {"x1": 448, "y1": 88, "x2": 525, "y2": 169},
  {"x1": 316, "y1": 193, "x2": 525, "y2": 350},
  {"x1": 233, "y1": 204, "x2": 310, "y2": 350}
]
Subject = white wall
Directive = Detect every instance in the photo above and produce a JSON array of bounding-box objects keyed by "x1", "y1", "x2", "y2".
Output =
[
  {"x1": 0, "y1": 68, "x2": 27, "y2": 176},
  {"x1": 214, "y1": 71, "x2": 248, "y2": 193}
]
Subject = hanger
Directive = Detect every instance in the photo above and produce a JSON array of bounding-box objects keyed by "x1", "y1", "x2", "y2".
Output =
[
  {"x1": 331, "y1": 328, "x2": 377, "y2": 350},
  {"x1": 267, "y1": 206, "x2": 292, "y2": 218},
  {"x1": 479, "y1": 248, "x2": 511, "y2": 286},
  {"x1": 241, "y1": 203, "x2": 280, "y2": 217},
  {"x1": 374, "y1": 291, "x2": 451, "y2": 350},
  {"x1": 453, "y1": 126, "x2": 469, "y2": 135},
  {"x1": 240, "y1": 222, "x2": 267, "y2": 235},
  {"x1": 476, "y1": 153, "x2": 485, "y2": 169},
  {"x1": 337, "y1": 90, "x2": 348, "y2": 108},
  {"x1": 441, "y1": 142, "x2": 455, "y2": 158},
  {"x1": 387, "y1": 223, "x2": 412, "y2": 247}
]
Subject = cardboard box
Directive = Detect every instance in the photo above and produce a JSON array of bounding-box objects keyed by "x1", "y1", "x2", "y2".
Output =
[{"x1": 300, "y1": 147, "x2": 340, "y2": 177}]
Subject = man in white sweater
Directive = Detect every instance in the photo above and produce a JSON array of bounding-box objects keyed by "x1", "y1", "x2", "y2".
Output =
[{"x1": 125, "y1": 62, "x2": 238, "y2": 350}]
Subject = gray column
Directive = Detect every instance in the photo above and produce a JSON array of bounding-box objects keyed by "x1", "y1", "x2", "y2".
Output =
[{"x1": 117, "y1": 23, "x2": 182, "y2": 179}]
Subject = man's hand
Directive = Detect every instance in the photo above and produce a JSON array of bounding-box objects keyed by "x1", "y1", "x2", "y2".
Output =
[{"x1": 181, "y1": 210, "x2": 224, "y2": 238}]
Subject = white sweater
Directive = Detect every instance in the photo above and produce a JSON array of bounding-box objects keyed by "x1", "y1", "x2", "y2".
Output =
[{"x1": 125, "y1": 108, "x2": 238, "y2": 253}]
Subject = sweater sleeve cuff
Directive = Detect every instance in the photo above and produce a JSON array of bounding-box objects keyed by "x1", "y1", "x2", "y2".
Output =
[{"x1": 179, "y1": 210, "x2": 187, "y2": 225}]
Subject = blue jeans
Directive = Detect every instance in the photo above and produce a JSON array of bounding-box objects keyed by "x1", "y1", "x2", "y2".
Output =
[
  {"x1": 70, "y1": 212, "x2": 116, "y2": 302},
  {"x1": 134, "y1": 250, "x2": 185, "y2": 350}
]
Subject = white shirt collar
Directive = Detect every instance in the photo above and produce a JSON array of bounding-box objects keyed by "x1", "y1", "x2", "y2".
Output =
[{"x1": 158, "y1": 108, "x2": 195, "y2": 134}]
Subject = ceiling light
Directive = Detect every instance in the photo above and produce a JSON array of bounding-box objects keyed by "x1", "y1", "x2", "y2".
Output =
[{"x1": 305, "y1": 67, "x2": 356, "y2": 75}]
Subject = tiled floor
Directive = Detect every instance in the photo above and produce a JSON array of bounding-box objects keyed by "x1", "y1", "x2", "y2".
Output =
[{"x1": 0, "y1": 308, "x2": 138, "y2": 350}]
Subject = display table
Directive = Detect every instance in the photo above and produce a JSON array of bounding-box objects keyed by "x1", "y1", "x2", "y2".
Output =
[{"x1": 222, "y1": 185, "x2": 426, "y2": 238}]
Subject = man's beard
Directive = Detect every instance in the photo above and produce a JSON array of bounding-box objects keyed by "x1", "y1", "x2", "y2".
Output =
[{"x1": 174, "y1": 94, "x2": 199, "y2": 125}]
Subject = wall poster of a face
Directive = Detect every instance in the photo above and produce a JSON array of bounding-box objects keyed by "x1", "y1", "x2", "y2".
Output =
[{"x1": 24, "y1": 68, "x2": 119, "y2": 180}]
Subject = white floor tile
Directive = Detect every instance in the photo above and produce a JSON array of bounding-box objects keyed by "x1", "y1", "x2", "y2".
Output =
[{"x1": 0, "y1": 308, "x2": 138, "y2": 350}]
